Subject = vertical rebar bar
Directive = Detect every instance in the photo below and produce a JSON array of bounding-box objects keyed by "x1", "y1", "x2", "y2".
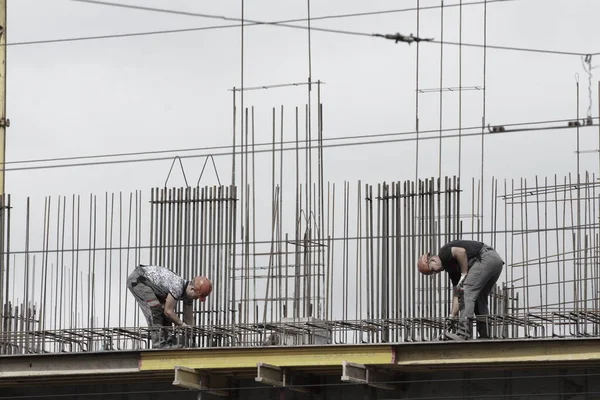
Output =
[
  {"x1": 251, "y1": 107, "x2": 257, "y2": 325},
  {"x1": 0, "y1": 194, "x2": 4, "y2": 331},
  {"x1": 480, "y1": 0, "x2": 488, "y2": 242},
  {"x1": 415, "y1": 0, "x2": 420, "y2": 181},
  {"x1": 438, "y1": 0, "x2": 444, "y2": 179},
  {"x1": 458, "y1": 0, "x2": 463, "y2": 177}
]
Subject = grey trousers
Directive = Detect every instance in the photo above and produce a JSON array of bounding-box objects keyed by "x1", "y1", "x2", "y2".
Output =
[
  {"x1": 458, "y1": 246, "x2": 504, "y2": 339},
  {"x1": 127, "y1": 267, "x2": 173, "y2": 348}
]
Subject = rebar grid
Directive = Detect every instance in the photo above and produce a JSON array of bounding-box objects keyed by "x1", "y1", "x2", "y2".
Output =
[
  {"x1": 0, "y1": 169, "x2": 598, "y2": 355},
  {"x1": 4, "y1": 309, "x2": 600, "y2": 355}
]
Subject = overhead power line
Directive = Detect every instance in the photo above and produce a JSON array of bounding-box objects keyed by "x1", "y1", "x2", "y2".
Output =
[
  {"x1": 70, "y1": 0, "x2": 371, "y2": 37},
  {"x1": 70, "y1": 0, "x2": 512, "y2": 25},
  {"x1": 5, "y1": 116, "x2": 580, "y2": 166},
  {"x1": 429, "y1": 39, "x2": 590, "y2": 57},
  {"x1": 3, "y1": 117, "x2": 596, "y2": 173},
  {"x1": 7, "y1": 25, "x2": 234, "y2": 47},
  {"x1": 4, "y1": 0, "x2": 578, "y2": 57}
]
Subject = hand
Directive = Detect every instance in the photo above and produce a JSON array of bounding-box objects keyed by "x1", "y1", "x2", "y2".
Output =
[
  {"x1": 180, "y1": 323, "x2": 192, "y2": 335},
  {"x1": 446, "y1": 314, "x2": 458, "y2": 329},
  {"x1": 457, "y1": 273, "x2": 467, "y2": 288}
]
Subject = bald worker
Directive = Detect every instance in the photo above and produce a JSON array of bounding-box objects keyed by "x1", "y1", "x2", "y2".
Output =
[
  {"x1": 417, "y1": 240, "x2": 504, "y2": 340},
  {"x1": 127, "y1": 264, "x2": 212, "y2": 349}
]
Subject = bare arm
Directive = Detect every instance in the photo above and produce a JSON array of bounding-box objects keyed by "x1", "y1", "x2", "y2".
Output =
[
  {"x1": 450, "y1": 247, "x2": 469, "y2": 275},
  {"x1": 164, "y1": 294, "x2": 185, "y2": 326},
  {"x1": 450, "y1": 287, "x2": 460, "y2": 317}
]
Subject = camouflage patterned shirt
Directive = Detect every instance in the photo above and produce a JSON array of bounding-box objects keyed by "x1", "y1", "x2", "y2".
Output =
[{"x1": 138, "y1": 265, "x2": 188, "y2": 301}]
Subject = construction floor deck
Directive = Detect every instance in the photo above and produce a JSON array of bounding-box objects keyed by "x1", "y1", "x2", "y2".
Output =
[{"x1": 2, "y1": 337, "x2": 600, "y2": 387}]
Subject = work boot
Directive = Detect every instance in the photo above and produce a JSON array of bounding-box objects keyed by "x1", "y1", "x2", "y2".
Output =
[
  {"x1": 158, "y1": 343, "x2": 183, "y2": 349},
  {"x1": 150, "y1": 329, "x2": 171, "y2": 349},
  {"x1": 443, "y1": 331, "x2": 467, "y2": 341},
  {"x1": 455, "y1": 327, "x2": 471, "y2": 340}
]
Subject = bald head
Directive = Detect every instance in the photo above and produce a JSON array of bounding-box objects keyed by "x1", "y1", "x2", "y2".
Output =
[{"x1": 186, "y1": 276, "x2": 212, "y2": 301}]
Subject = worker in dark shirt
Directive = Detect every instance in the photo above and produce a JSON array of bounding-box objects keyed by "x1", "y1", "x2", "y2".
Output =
[{"x1": 417, "y1": 240, "x2": 504, "y2": 340}]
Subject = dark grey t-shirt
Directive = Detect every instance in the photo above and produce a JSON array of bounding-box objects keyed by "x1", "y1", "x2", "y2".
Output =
[{"x1": 438, "y1": 240, "x2": 484, "y2": 286}]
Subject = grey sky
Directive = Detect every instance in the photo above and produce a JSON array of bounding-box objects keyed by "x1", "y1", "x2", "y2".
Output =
[
  {"x1": 3, "y1": 0, "x2": 600, "y2": 330},
  {"x1": 6, "y1": 0, "x2": 599, "y2": 196}
]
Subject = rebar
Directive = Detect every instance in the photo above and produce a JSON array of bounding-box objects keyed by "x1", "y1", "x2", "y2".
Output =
[{"x1": 0, "y1": 38, "x2": 598, "y2": 353}]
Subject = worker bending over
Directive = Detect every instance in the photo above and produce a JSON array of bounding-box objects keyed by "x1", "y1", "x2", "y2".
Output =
[
  {"x1": 127, "y1": 264, "x2": 212, "y2": 349},
  {"x1": 417, "y1": 240, "x2": 504, "y2": 340}
]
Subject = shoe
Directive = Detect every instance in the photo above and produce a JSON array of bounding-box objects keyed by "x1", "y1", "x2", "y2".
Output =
[
  {"x1": 158, "y1": 343, "x2": 184, "y2": 349},
  {"x1": 444, "y1": 332, "x2": 467, "y2": 341}
]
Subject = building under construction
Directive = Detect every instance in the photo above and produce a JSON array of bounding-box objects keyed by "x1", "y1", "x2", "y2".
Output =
[{"x1": 2, "y1": 1, "x2": 600, "y2": 399}]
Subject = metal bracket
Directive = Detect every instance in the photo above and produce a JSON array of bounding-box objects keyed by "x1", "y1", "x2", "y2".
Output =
[
  {"x1": 0, "y1": 118, "x2": 9, "y2": 128},
  {"x1": 255, "y1": 362, "x2": 313, "y2": 394},
  {"x1": 255, "y1": 362, "x2": 284, "y2": 387},
  {"x1": 173, "y1": 366, "x2": 230, "y2": 397},
  {"x1": 341, "y1": 361, "x2": 395, "y2": 390}
]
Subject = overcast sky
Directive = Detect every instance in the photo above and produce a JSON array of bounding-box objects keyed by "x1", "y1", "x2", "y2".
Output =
[
  {"x1": 5, "y1": 0, "x2": 599, "y2": 198},
  {"x1": 2, "y1": 0, "x2": 600, "y2": 327}
]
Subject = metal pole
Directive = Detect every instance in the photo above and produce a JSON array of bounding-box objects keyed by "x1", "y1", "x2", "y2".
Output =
[
  {"x1": 438, "y1": 0, "x2": 444, "y2": 179},
  {"x1": 576, "y1": 80, "x2": 582, "y2": 313},
  {"x1": 480, "y1": 0, "x2": 487, "y2": 238},
  {"x1": 0, "y1": 4, "x2": 8, "y2": 334},
  {"x1": 458, "y1": 0, "x2": 463, "y2": 177},
  {"x1": 0, "y1": 0, "x2": 7, "y2": 195},
  {"x1": 415, "y1": 0, "x2": 420, "y2": 181}
]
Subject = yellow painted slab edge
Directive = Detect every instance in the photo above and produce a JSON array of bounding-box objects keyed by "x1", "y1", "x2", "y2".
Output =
[
  {"x1": 394, "y1": 339, "x2": 600, "y2": 366},
  {"x1": 140, "y1": 345, "x2": 393, "y2": 371}
]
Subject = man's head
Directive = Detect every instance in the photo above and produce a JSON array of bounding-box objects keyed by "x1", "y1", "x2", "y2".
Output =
[
  {"x1": 417, "y1": 253, "x2": 444, "y2": 275},
  {"x1": 186, "y1": 276, "x2": 213, "y2": 302}
]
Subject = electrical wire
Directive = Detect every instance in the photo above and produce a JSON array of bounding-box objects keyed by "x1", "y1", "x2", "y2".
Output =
[
  {"x1": 68, "y1": 0, "x2": 376, "y2": 38},
  {"x1": 2, "y1": 0, "x2": 578, "y2": 57},
  {"x1": 6, "y1": 25, "x2": 240, "y2": 47},
  {"x1": 7, "y1": 0, "x2": 512, "y2": 47},
  {"x1": 7, "y1": 221, "x2": 598, "y2": 255},
  {"x1": 7, "y1": 116, "x2": 574, "y2": 165},
  {"x1": 5, "y1": 4, "x2": 436, "y2": 47},
  {"x1": 28, "y1": 118, "x2": 600, "y2": 164},
  {"x1": 70, "y1": 0, "x2": 513, "y2": 24},
  {"x1": 9, "y1": 218, "x2": 600, "y2": 254},
  {"x1": 429, "y1": 39, "x2": 591, "y2": 56},
  {"x1": 3, "y1": 117, "x2": 596, "y2": 173}
]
